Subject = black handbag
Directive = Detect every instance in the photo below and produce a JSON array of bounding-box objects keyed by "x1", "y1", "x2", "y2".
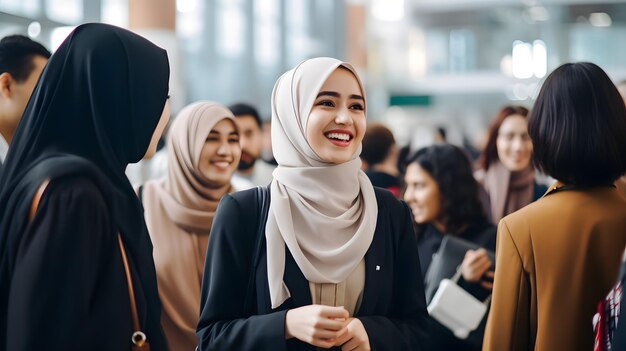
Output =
[{"x1": 424, "y1": 235, "x2": 495, "y2": 303}]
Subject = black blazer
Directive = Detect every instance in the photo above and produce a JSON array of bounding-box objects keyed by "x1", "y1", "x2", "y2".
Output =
[{"x1": 197, "y1": 187, "x2": 431, "y2": 351}]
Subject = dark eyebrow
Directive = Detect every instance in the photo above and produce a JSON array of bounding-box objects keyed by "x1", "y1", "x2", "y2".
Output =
[
  {"x1": 317, "y1": 91, "x2": 339, "y2": 98},
  {"x1": 316, "y1": 91, "x2": 364, "y2": 101},
  {"x1": 349, "y1": 94, "x2": 364, "y2": 101},
  {"x1": 208, "y1": 130, "x2": 239, "y2": 136}
]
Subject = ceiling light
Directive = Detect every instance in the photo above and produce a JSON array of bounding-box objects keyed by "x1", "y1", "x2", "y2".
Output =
[
  {"x1": 372, "y1": 0, "x2": 404, "y2": 22},
  {"x1": 27, "y1": 22, "x2": 41, "y2": 38},
  {"x1": 528, "y1": 6, "x2": 549, "y2": 21},
  {"x1": 589, "y1": 13, "x2": 612, "y2": 27}
]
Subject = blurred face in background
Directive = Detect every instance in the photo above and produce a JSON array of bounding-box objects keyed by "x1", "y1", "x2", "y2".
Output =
[
  {"x1": 306, "y1": 67, "x2": 366, "y2": 164},
  {"x1": 235, "y1": 115, "x2": 262, "y2": 171},
  {"x1": 0, "y1": 55, "x2": 48, "y2": 143},
  {"x1": 198, "y1": 118, "x2": 241, "y2": 187},
  {"x1": 496, "y1": 115, "x2": 533, "y2": 172},
  {"x1": 404, "y1": 163, "x2": 442, "y2": 225}
]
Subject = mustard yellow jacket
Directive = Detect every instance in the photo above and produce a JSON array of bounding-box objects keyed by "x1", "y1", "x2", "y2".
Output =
[{"x1": 483, "y1": 182, "x2": 626, "y2": 351}]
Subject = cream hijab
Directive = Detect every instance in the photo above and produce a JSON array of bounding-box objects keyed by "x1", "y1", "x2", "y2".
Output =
[
  {"x1": 142, "y1": 101, "x2": 238, "y2": 350},
  {"x1": 266, "y1": 57, "x2": 378, "y2": 308}
]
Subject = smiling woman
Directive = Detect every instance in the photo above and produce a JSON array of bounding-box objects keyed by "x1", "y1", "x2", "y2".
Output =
[
  {"x1": 404, "y1": 143, "x2": 495, "y2": 351},
  {"x1": 198, "y1": 119, "x2": 241, "y2": 185},
  {"x1": 196, "y1": 57, "x2": 431, "y2": 351},
  {"x1": 475, "y1": 106, "x2": 547, "y2": 223},
  {"x1": 138, "y1": 101, "x2": 240, "y2": 351}
]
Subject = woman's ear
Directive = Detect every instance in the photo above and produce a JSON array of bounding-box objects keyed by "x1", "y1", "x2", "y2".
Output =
[{"x1": 0, "y1": 72, "x2": 15, "y2": 99}]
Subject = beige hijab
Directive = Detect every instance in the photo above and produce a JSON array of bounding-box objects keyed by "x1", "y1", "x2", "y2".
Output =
[
  {"x1": 266, "y1": 57, "x2": 378, "y2": 308},
  {"x1": 142, "y1": 101, "x2": 237, "y2": 350}
]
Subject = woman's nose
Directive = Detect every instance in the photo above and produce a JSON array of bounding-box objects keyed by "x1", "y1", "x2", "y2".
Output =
[
  {"x1": 217, "y1": 142, "x2": 229, "y2": 155},
  {"x1": 335, "y1": 107, "x2": 353, "y2": 125}
]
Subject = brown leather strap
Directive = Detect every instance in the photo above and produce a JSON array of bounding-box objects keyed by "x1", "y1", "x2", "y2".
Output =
[
  {"x1": 117, "y1": 234, "x2": 148, "y2": 347},
  {"x1": 29, "y1": 179, "x2": 50, "y2": 221}
]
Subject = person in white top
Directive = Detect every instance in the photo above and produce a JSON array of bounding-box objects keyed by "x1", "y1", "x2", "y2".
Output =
[
  {"x1": 229, "y1": 103, "x2": 275, "y2": 189},
  {"x1": 0, "y1": 35, "x2": 50, "y2": 170}
]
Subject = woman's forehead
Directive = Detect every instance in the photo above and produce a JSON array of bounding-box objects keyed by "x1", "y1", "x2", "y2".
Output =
[{"x1": 317, "y1": 67, "x2": 363, "y2": 96}]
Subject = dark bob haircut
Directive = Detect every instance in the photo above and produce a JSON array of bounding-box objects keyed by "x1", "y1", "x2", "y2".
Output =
[
  {"x1": 407, "y1": 143, "x2": 486, "y2": 234},
  {"x1": 361, "y1": 123, "x2": 396, "y2": 166},
  {"x1": 529, "y1": 62, "x2": 626, "y2": 186},
  {"x1": 477, "y1": 105, "x2": 529, "y2": 171}
]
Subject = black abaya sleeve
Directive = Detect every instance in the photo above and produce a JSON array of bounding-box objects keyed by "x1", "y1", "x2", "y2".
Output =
[
  {"x1": 6, "y1": 176, "x2": 134, "y2": 350},
  {"x1": 196, "y1": 194, "x2": 288, "y2": 351}
]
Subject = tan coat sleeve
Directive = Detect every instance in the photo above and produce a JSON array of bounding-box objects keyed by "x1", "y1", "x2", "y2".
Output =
[{"x1": 482, "y1": 220, "x2": 531, "y2": 351}]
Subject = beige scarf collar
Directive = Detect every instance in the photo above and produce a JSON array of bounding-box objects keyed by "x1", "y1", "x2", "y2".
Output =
[
  {"x1": 484, "y1": 160, "x2": 534, "y2": 222},
  {"x1": 266, "y1": 57, "x2": 378, "y2": 308}
]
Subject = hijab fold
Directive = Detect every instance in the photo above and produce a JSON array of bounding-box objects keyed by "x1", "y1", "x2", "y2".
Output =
[{"x1": 266, "y1": 57, "x2": 377, "y2": 308}]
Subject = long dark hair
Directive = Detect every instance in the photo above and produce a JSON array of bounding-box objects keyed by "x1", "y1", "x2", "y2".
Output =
[
  {"x1": 407, "y1": 143, "x2": 486, "y2": 235},
  {"x1": 477, "y1": 106, "x2": 529, "y2": 171}
]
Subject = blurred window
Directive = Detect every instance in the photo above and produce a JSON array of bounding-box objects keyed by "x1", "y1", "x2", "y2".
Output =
[
  {"x1": 217, "y1": 0, "x2": 245, "y2": 57},
  {"x1": 0, "y1": 0, "x2": 40, "y2": 17},
  {"x1": 254, "y1": 0, "x2": 279, "y2": 67},
  {"x1": 46, "y1": 0, "x2": 83, "y2": 24}
]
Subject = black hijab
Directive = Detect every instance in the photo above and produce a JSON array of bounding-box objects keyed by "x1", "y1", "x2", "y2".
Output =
[{"x1": 0, "y1": 23, "x2": 169, "y2": 344}]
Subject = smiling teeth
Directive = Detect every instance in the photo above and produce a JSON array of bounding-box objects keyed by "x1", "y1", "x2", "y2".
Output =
[
  {"x1": 327, "y1": 133, "x2": 350, "y2": 141},
  {"x1": 213, "y1": 161, "x2": 230, "y2": 168}
]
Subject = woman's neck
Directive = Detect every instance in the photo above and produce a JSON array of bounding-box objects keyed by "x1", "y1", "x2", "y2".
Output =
[
  {"x1": 202, "y1": 182, "x2": 231, "y2": 201},
  {"x1": 433, "y1": 220, "x2": 446, "y2": 234},
  {"x1": 433, "y1": 220, "x2": 469, "y2": 235}
]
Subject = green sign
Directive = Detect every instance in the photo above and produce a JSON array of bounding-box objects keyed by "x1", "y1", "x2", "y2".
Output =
[{"x1": 389, "y1": 95, "x2": 431, "y2": 106}]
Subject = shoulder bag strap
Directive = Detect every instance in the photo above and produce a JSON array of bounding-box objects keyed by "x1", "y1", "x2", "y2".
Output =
[
  {"x1": 117, "y1": 235, "x2": 149, "y2": 349},
  {"x1": 243, "y1": 186, "x2": 271, "y2": 314},
  {"x1": 252, "y1": 185, "x2": 270, "y2": 268}
]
